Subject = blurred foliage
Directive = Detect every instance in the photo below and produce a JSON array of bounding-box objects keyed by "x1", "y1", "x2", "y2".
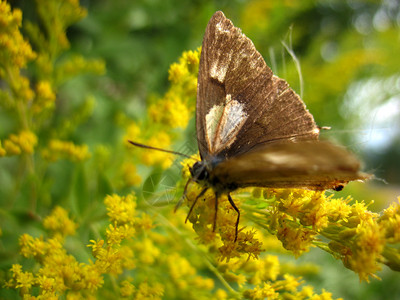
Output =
[{"x1": 1, "y1": 0, "x2": 400, "y2": 299}]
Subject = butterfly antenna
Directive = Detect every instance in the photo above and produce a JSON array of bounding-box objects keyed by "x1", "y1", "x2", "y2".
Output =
[
  {"x1": 128, "y1": 140, "x2": 198, "y2": 160},
  {"x1": 318, "y1": 126, "x2": 331, "y2": 131}
]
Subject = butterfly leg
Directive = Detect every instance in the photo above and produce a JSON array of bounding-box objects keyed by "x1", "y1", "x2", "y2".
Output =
[
  {"x1": 175, "y1": 178, "x2": 193, "y2": 212},
  {"x1": 185, "y1": 187, "x2": 208, "y2": 223},
  {"x1": 227, "y1": 193, "x2": 240, "y2": 242},
  {"x1": 213, "y1": 192, "x2": 220, "y2": 232}
]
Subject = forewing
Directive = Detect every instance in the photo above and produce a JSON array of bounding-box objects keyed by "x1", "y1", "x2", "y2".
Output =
[
  {"x1": 212, "y1": 141, "x2": 371, "y2": 190},
  {"x1": 197, "y1": 11, "x2": 318, "y2": 160}
]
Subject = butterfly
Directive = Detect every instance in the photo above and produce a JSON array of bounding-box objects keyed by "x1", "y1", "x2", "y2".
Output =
[{"x1": 130, "y1": 11, "x2": 370, "y2": 241}]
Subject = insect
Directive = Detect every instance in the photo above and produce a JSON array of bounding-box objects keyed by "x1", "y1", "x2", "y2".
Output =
[{"x1": 130, "y1": 11, "x2": 370, "y2": 241}]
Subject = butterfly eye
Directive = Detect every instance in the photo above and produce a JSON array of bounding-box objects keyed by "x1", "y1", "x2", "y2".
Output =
[
  {"x1": 197, "y1": 168, "x2": 208, "y2": 181},
  {"x1": 192, "y1": 162, "x2": 208, "y2": 181}
]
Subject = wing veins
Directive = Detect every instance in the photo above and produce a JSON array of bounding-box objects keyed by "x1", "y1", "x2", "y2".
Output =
[
  {"x1": 245, "y1": 131, "x2": 319, "y2": 152},
  {"x1": 264, "y1": 113, "x2": 314, "y2": 134}
]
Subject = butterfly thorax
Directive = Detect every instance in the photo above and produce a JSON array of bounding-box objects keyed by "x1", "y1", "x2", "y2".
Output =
[{"x1": 190, "y1": 159, "x2": 238, "y2": 193}]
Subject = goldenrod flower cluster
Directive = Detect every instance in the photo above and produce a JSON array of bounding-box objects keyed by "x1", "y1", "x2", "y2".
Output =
[
  {"x1": 181, "y1": 178, "x2": 264, "y2": 261},
  {"x1": 124, "y1": 49, "x2": 200, "y2": 170},
  {"x1": 149, "y1": 50, "x2": 198, "y2": 129},
  {"x1": 5, "y1": 194, "x2": 343, "y2": 299},
  {"x1": 32, "y1": 81, "x2": 56, "y2": 113},
  {"x1": 5, "y1": 198, "x2": 138, "y2": 298},
  {"x1": 239, "y1": 189, "x2": 400, "y2": 282},
  {"x1": 0, "y1": 1, "x2": 36, "y2": 69},
  {"x1": 121, "y1": 162, "x2": 142, "y2": 187},
  {"x1": 0, "y1": 130, "x2": 37, "y2": 156},
  {"x1": 41, "y1": 139, "x2": 91, "y2": 162},
  {"x1": 0, "y1": 0, "x2": 35, "y2": 120},
  {"x1": 0, "y1": 0, "x2": 104, "y2": 162}
]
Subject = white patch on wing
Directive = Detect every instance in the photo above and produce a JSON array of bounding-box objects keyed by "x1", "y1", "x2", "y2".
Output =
[
  {"x1": 209, "y1": 22, "x2": 233, "y2": 83},
  {"x1": 205, "y1": 94, "x2": 248, "y2": 153},
  {"x1": 216, "y1": 22, "x2": 230, "y2": 33},
  {"x1": 210, "y1": 52, "x2": 231, "y2": 83},
  {"x1": 205, "y1": 104, "x2": 224, "y2": 150}
]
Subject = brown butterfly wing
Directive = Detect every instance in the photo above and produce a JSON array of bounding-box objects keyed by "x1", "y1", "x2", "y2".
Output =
[
  {"x1": 196, "y1": 11, "x2": 318, "y2": 160},
  {"x1": 212, "y1": 141, "x2": 371, "y2": 190}
]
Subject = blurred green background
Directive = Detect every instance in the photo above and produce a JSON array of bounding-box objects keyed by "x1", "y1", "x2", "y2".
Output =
[{"x1": 2, "y1": 0, "x2": 400, "y2": 299}]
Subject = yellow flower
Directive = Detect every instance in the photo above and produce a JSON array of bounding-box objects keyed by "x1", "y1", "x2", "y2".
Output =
[
  {"x1": 120, "y1": 279, "x2": 135, "y2": 297},
  {"x1": 346, "y1": 219, "x2": 384, "y2": 281},
  {"x1": 148, "y1": 92, "x2": 191, "y2": 129},
  {"x1": 104, "y1": 193, "x2": 137, "y2": 225},
  {"x1": 121, "y1": 162, "x2": 142, "y2": 186},
  {"x1": 281, "y1": 274, "x2": 302, "y2": 292},
  {"x1": 182, "y1": 183, "x2": 264, "y2": 260},
  {"x1": 134, "y1": 213, "x2": 155, "y2": 232},
  {"x1": 0, "y1": 1, "x2": 36, "y2": 68},
  {"x1": 213, "y1": 289, "x2": 228, "y2": 300},
  {"x1": 243, "y1": 282, "x2": 279, "y2": 300},
  {"x1": 167, "y1": 253, "x2": 196, "y2": 281},
  {"x1": 106, "y1": 223, "x2": 135, "y2": 245},
  {"x1": 135, "y1": 282, "x2": 164, "y2": 300},
  {"x1": 90, "y1": 242, "x2": 123, "y2": 275},
  {"x1": 36, "y1": 275, "x2": 56, "y2": 292},
  {"x1": 168, "y1": 62, "x2": 189, "y2": 84},
  {"x1": 133, "y1": 238, "x2": 160, "y2": 265},
  {"x1": 119, "y1": 245, "x2": 135, "y2": 270},
  {"x1": 299, "y1": 285, "x2": 315, "y2": 298},
  {"x1": 140, "y1": 131, "x2": 173, "y2": 169},
  {"x1": 379, "y1": 196, "x2": 400, "y2": 243},
  {"x1": 81, "y1": 265, "x2": 104, "y2": 290},
  {"x1": 88, "y1": 239, "x2": 105, "y2": 258},
  {"x1": 124, "y1": 122, "x2": 141, "y2": 142},
  {"x1": 181, "y1": 50, "x2": 200, "y2": 72},
  {"x1": 277, "y1": 218, "x2": 315, "y2": 257},
  {"x1": 0, "y1": 141, "x2": 6, "y2": 156},
  {"x1": 3, "y1": 130, "x2": 38, "y2": 155},
  {"x1": 33, "y1": 80, "x2": 56, "y2": 113},
  {"x1": 19, "y1": 234, "x2": 47, "y2": 258},
  {"x1": 349, "y1": 201, "x2": 378, "y2": 225},
  {"x1": 277, "y1": 190, "x2": 306, "y2": 217},
  {"x1": 275, "y1": 189, "x2": 328, "y2": 231},
  {"x1": 192, "y1": 276, "x2": 214, "y2": 290},
  {"x1": 3, "y1": 139, "x2": 21, "y2": 155},
  {"x1": 43, "y1": 206, "x2": 78, "y2": 237},
  {"x1": 309, "y1": 289, "x2": 336, "y2": 300},
  {"x1": 167, "y1": 49, "x2": 199, "y2": 84},
  {"x1": 247, "y1": 255, "x2": 280, "y2": 285},
  {"x1": 222, "y1": 270, "x2": 247, "y2": 288},
  {"x1": 7, "y1": 264, "x2": 35, "y2": 295},
  {"x1": 325, "y1": 196, "x2": 352, "y2": 222},
  {"x1": 41, "y1": 139, "x2": 90, "y2": 162},
  {"x1": 168, "y1": 95, "x2": 191, "y2": 128}
]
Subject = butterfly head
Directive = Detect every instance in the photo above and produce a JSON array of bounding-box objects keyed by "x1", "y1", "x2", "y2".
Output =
[
  {"x1": 190, "y1": 161, "x2": 209, "y2": 182},
  {"x1": 189, "y1": 157, "x2": 239, "y2": 193},
  {"x1": 189, "y1": 155, "x2": 225, "y2": 183}
]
